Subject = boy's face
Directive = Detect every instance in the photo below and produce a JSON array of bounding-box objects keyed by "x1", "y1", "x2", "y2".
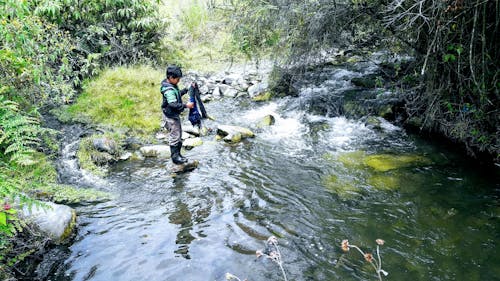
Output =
[{"x1": 168, "y1": 77, "x2": 180, "y2": 85}]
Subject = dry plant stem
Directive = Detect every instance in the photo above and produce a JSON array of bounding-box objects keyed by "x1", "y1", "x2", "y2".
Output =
[
  {"x1": 350, "y1": 244, "x2": 383, "y2": 281},
  {"x1": 270, "y1": 239, "x2": 288, "y2": 281}
]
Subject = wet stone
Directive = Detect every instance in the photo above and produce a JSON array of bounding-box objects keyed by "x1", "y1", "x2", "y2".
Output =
[{"x1": 171, "y1": 160, "x2": 199, "y2": 174}]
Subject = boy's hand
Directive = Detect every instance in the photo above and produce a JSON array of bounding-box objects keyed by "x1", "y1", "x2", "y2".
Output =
[{"x1": 186, "y1": 102, "x2": 195, "y2": 109}]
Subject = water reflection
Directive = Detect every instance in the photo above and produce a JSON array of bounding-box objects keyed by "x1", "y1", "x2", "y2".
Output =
[{"x1": 168, "y1": 200, "x2": 195, "y2": 259}]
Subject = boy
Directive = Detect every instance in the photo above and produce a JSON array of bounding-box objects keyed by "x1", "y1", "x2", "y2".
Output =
[{"x1": 160, "y1": 65, "x2": 194, "y2": 165}]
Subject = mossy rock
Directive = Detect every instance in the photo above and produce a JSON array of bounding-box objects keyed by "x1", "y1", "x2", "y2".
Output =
[
  {"x1": 252, "y1": 91, "x2": 272, "y2": 102},
  {"x1": 367, "y1": 174, "x2": 400, "y2": 191},
  {"x1": 364, "y1": 154, "x2": 432, "y2": 172},
  {"x1": 322, "y1": 174, "x2": 362, "y2": 199},
  {"x1": 31, "y1": 184, "x2": 112, "y2": 204},
  {"x1": 337, "y1": 150, "x2": 367, "y2": 169},
  {"x1": 257, "y1": 115, "x2": 276, "y2": 127}
]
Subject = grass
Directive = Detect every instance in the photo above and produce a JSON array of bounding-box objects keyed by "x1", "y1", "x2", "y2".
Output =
[{"x1": 67, "y1": 66, "x2": 164, "y2": 136}]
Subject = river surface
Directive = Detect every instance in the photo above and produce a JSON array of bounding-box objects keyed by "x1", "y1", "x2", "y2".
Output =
[{"x1": 49, "y1": 61, "x2": 500, "y2": 281}]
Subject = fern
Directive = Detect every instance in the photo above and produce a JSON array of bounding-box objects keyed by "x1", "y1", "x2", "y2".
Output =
[{"x1": 0, "y1": 96, "x2": 50, "y2": 166}]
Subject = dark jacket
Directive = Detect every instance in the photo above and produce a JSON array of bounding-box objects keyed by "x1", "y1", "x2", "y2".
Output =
[{"x1": 160, "y1": 79, "x2": 187, "y2": 118}]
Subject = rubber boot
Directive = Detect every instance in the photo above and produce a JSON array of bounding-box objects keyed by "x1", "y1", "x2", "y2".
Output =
[
  {"x1": 170, "y1": 145, "x2": 187, "y2": 165},
  {"x1": 177, "y1": 142, "x2": 188, "y2": 162}
]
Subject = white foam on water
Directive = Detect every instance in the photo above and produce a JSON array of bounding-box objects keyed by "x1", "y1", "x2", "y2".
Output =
[{"x1": 324, "y1": 116, "x2": 377, "y2": 150}]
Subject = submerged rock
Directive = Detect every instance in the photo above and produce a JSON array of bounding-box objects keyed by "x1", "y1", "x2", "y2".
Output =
[
  {"x1": 20, "y1": 202, "x2": 76, "y2": 243},
  {"x1": 336, "y1": 151, "x2": 367, "y2": 169},
  {"x1": 367, "y1": 174, "x2": 400, "y2": 191},
  {"x1": 364, "y1": 154, "x2": 432, "y2": 172},
  {"x1": 322, "y1": 174, "x2": 362, "y2": 199},
  {"x1": 171, "y1": 160, "x2": 199, "y2": 174}
]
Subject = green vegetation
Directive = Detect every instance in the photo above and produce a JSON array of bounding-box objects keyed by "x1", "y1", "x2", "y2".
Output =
[
  {"x1": 224, "y1": 0, "x2": 499, "y2": 160},
  {"x1": 67, "y1": 66, "x2": 164, "y2": 136},
  {"x1": 1, "y1": 0, "x2": 161, "y2": 277},
  {"x1": 160, "y1": 0, "x2": 245, "y2": 72}
]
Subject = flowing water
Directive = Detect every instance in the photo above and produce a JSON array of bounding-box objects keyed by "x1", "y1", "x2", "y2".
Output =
[{"x1": 48, "y1": 61, "x2": 500, "y2": 281}]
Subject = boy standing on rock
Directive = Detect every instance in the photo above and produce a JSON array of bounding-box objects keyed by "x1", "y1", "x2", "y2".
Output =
[{"x1": 160, "y1": 65, "x2": 194, "y2": 165}]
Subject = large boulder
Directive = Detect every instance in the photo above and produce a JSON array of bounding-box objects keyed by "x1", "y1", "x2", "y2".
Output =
[
  {"x1": 216, "y1": 125, "x2": 255, "y2": 143},
  {"x1": 21, "y1": 202, "x2": 76, "y2": 244}
]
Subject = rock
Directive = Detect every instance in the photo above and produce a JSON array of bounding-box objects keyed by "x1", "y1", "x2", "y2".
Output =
[
  {"x1": 258, "y1": 115, "x2": 276, "y2": 127},
  {"x1": 201, "y1": 94, "x2": 213, "y2": 103},
  {"x1": 268, "y1": 67, "x2": 299, "y2": 97},
  {"x1": 364, "y1": 116, "x2": 383, "y2": 130},
  {"x1": 183, "y1": 137, "x2": 203, "y2": 149},
  {"x1": 364, "y1": 154, "x2": 432, "y2": 172},
  {"x1": 322, "y1": 174, "x2": 362, "y2": 199},
  {"x1": 20, "y1": 202, "x2": 76, "y2": 243},
  {"x1": 212, "y1": 87, "x2": 222, "y2": 97},
  {"x1": 252, "y1": 92, "x2": 272, "y2": 102},
  {"x1": 247, "y1": 82, "x2": 269, "y2": 98},
  {"x1": 200, "y1": 85, "x2": 210, "y2": 95},
  {"x1": 216, "y1": 125, "x2": 255, "y2": 143},
  {"x1": 182, "y1": 131, "x2": 192, "y2": 140},
  {"x1": 184, "y1": 125, "x2": 201, "y2": 137},
  {"x1": 92, "y1": 137, "x2": 118, "y2": 155},
  {"x1": 223, "y1": 88, "x2": 239, "y2": 98},
  {"x1": 139, "y1": 145, "x2": 171, "y2": 158},
  {"x1": 119, "y1": 152, "x2": 133, "y2": 161},
  {"x1": 123, "y1": 137, "x2": 143, "y2": 151},
  {"x1": 91, "y1": 152, "x2": 116, "y2": 166},
  {"x1": 171, "y1": 160, "x2": 199, "y2": 174},
  {"x1": 351, "y1": 75, "x2": 383, "y2": 88}
]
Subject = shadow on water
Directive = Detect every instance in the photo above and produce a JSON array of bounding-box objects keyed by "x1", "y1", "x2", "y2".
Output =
[{"x1": 47, "y1": 61, "x2": 500, "y2": 281}]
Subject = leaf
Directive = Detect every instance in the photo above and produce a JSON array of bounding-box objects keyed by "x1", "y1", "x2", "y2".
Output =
[{"x1": 0, "y1": 212, "x2": 7, "y2": 226}]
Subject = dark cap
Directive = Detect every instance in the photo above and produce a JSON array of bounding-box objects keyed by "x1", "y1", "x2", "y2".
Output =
[{"x1": 166, "y1": 65, "x2": 183, "y2": 78}]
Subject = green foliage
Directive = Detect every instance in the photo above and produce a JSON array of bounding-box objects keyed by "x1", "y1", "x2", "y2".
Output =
[
  {"x1": 179, "y1": 0, "x2": 209, "y2": 40},
  {"x1": 0, "y1": 97, "x2": 51, "y2": 166},
  {"x1": 34, "y1": 0, "x2": 165, "y2": 65},
  {"x1": 67, "y1": 66, "x2": 164, "y2": 135},
  {"x1": 226, "y1": 0, "x2": 499, "y2": 160}
]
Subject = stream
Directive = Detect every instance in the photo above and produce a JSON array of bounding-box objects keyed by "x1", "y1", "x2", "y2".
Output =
[{"x1": 46, "y1": 60, "x2": 500, "y2": 281}]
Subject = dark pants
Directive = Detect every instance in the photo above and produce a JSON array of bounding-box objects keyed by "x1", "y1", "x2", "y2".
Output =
[{"x1": 164, "y1": 117, "x2": 182, "y2": 146}]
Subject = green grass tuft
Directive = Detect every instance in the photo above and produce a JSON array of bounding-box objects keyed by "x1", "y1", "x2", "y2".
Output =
[{"x1": 67, "y1": 66, "x2": 164, "y2": 136}]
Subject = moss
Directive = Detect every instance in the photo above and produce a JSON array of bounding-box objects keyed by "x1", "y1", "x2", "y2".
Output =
[
  {"x1": 58, "y1": 209, "x2": 76, "y2": 244},
  {"x1": 367, "y1": 174, "x2": 400, "y2": 191},
  {"x1": 77, "y1": 138, "x2": 106, "y2": 176},
  {"x1": 336, "y1": 150, "x2": 367, "y2": 169},
  {"x1": 76, "y1": 133, "x2": 124, "y2": 176},
  {"x1": 31, "y1": 184, "x2": 112, "y2": 204},
  {"x1": 322, "y1": 174, "x2": 362, "y2": 198},
  {"x1": 252, "y1": 92, "x2": 272, "y2": 102},
  {"x1": 66, "y1": 66, "x2": 164, "y2": 137},
  {"x1": 364, "y1": 154, "x2": 432, "y2": 172}
]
